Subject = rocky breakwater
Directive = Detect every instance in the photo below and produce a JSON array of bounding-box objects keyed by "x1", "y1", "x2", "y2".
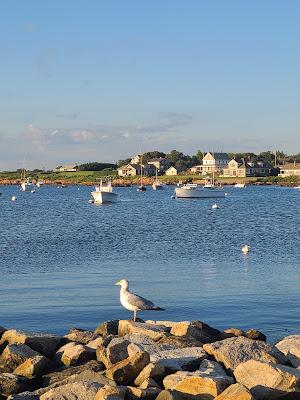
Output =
[{"x1": 0, "y1": 321, "x2": 299, "y2": 399}]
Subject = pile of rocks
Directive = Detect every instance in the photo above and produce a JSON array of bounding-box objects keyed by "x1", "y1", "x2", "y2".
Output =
[{"x1": 0, "y1": 320, "x2": 299, "y2": 399}]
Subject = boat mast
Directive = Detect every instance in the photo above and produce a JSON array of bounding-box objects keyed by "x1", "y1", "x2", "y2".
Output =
[{"x1": 140, "y1": 153, "x2": 143, "y2": 187}]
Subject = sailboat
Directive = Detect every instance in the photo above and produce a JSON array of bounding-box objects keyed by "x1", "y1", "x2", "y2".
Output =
[
  {"x1": 152, "y1": 167, "x2": 163, "y2": 190},
  {"x1": 20, "y1": 165, "x2": 34, "y2": 192},
  {"x1": 137, "y1": 154, "x2": 146, "y2": 191}
]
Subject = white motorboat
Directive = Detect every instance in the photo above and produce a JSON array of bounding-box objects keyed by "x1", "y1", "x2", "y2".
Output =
[
  {"x1": 91, "y1": 180, "x2": 119, "y2": 204},
  {"x1": 175, "y1": 183, "x2": 225, "y2": 198},
  {"x1": 235, "y1": 183, "x2": 246, "y2": 188}
]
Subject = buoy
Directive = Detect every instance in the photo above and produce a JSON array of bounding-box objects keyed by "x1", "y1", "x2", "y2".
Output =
[
  {"x1": 11, "y1": 195, "x2": 17, "y2": 201},
  {"x1": 212, "y1": 203, "x2": 219, "y2": 209},
  {"x1": 242, "y1": 245, "x2": 250, "y2": 254},
  {"x1": 31, "y1": 189, "x2": 35, "y2": 193},
  {"x1": 171, "y1": 195, "x2": 175, "y2": 199},
  {"x1": 88, "y1": 199, "x2": 94, "y2": 204}
]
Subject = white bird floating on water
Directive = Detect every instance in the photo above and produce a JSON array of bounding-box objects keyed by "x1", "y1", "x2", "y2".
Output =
[
  {"x1": 242, "y1": 245, "x2": 250, "y2": 254},
  {"x1": 11, "y1": 195, "x2": 17, "y2": 201},
  {"x1": 115, "y1": 279, "x2": 164, "y2": 321},
  {"x1": 212, "y1": 203, "x2": 220, "y2": 209}
]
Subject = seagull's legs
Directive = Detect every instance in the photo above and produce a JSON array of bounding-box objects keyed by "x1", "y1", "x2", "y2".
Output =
[{"x1": 133, "y1": 310, "x2": 137, "y2": 322}]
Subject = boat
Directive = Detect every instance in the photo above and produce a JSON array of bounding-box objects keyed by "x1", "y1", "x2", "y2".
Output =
[
  {"x1": 175, "y1": 183, "x2": 225, "y2": 198},
  {"x1": 36, "y1": 179, "x2": 44, "y2": 188},
  {"x1": 137, "y1": 154, "x2": 146, "y2": 192},
  {"x1": 293, "y1": 186, "x2": 300, "y2": 189},
  {"x1": 152, "y1": 167, "x2": 163, "y2": 190},
  {"x1": 91, "y1": 180, "x2": 119, "y2": 204},
  {"x1": 235, "y1": 183, "x2": 246, "y2": 188},
  {"x1": 20, "y1": 176, "x2": 35, "y2": 192}
]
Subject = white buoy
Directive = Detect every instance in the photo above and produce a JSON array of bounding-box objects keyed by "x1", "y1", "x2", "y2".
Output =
[
  {"x1": 11, "y1": 195, "x2": 17, "y2": 201},
  {"x1": 88, "y1": 199, "x2": 94, "y2": 204},
  {"x1": 171, "y1": 195, "x2": 175, "y2": 199},
  {"x1": 31, "y1": 189, "x2": 35, "y2": 193},
  {"x1": 242, "y1": 245, "x2": 250, "y2": 254},
  {"x1": 212, "y1": 203, "x2": 219, "y2": 209}
]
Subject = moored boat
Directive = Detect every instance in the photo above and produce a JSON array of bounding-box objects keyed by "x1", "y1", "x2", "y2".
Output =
[
  {"x1": 175, "y1": 183, "x2": 225, "y2": 198},
  {"x1": 235, "y1": 183, "x2": 246, "y2": 188},
  {"x1": 91, "y1": 180, "x2": 119, "y2": 204}
]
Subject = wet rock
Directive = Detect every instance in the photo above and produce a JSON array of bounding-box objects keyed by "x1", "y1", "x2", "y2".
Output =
[
  {"x1": 246, "y1": 329, "x2": 266, "y2": 341},
  {"x1": 203, "y1": 336, "x2": 288, "y2": 373},
  {"x1": 95, "y1": 384, "x2": 126, "y2": 400},
  {"x1": 42, "y1": 360, "x2": 103, "y2": 387},
  {"x1": 64, "y1": 328, "x2": 98, "y2": 344},
  {"x1": 39, "y1": 380, "x2": 102, "y2": 400},
  {"x1": 276, "y1": 335, "x2": 300, "y2": 368},
  {"x1": 163, "y1": 360, "x2": 233, "y2": 399},
  {"x1": 105, "y1": 349, "x2": 150, "y2": 385},
  {"x1": 13, "y1": 355, "x2": 53, "y2": 378},
  {"x1": 0, "y1": 330, "x2": 61, "y2": 358},
  {"x1": 150, "y1": 346, "x2": 207, "y2": 372},
  {"x1": 0, "y1": 373, "x2": 33, "y2": 397},
  {"x1": 234, "y1": 359, "x2": 300, "y2": 399},
  {"x1": 95, "y1": 321, "x2": 119, "y2": 336},
  {"x1": 125, "y1": 386, "x2": 161, "y2": 400},
  {"x1": 0, "y1": 345, "x2": 41, "y2": 371},
  {"x1": 118, "y1": 321, "x2": 169, "y2": 342},
  {"x1": 170, "y1": 321, "x2": 221, "y2": 343},
  {"x1": 134, "y1": 362, "x2": 165, "y2": 386},
  {"x1": 54, "y1": 342, "x2": 96, "y2": 366},
  {"x1": 215, "y1": 383, "x2": 255, "y2": 400}
]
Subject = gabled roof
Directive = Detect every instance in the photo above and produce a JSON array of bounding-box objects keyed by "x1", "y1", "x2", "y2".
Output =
[
  {"x1": 279, "y1": 163, "x2": 300, "y2": 170},
  {"x1": 204, "y1": 152, "x2": 229, "y2": 160}
]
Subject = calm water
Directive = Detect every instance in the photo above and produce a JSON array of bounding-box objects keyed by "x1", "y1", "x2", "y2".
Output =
[{"x1": 0, "y1": 184, "x2": 299, "y2": 342}]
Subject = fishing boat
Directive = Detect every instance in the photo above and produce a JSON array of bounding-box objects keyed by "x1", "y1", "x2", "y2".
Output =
[
  {"x1": 175, "y1": 183, "x2": 225, "y2": 198},
  {"x1": 152, "y1": 167, "x2": 163, "y2": 190},
  {"x1": 91, "y1": 180, "x2": 119, "y2": 204}
]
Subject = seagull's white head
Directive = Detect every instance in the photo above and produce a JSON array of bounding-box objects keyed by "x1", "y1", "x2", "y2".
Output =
[{"x1": 115, "y1": 279, "x2": 129, "y2": 290}]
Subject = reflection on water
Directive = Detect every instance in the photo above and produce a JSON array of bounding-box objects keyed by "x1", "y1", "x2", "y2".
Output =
[{"x1": 0, "y1": 184, "x2": 299, "y2": 341}]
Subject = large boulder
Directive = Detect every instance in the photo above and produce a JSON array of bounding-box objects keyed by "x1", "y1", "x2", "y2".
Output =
[
  {"x1": 170, "y1": 321, "x2": 221, "y2": 343},
  {"x1": 95, "y1": 321, "x2": 120, "y2": 336},
  {"x1": 13, "y1": 355, "x2": 53, "y2": 378},
  {"x1": 105, "y1": 349, "x2": 150, "y2": 385},
  {"x1": 54, "y1": 342, "x2": 96, "y2": 366},
  {"x1": 234, "y1": 359, "x2": 300, "y2": 399},
  {"x1": 95, "y1": 384, "x2": 126, "y2": 400},
  {"x1": 118, "y1": 321, "x2": 169, "y2": 341},
  {"x1": 155, "y1": 390, "x2": 185, "y2": 400},
  {"x1": 0, "y1": 373, "x2": 33, "y2": 397},
  {"x1": 276, "y1": 335, "x2": 300, "y2": 368},
  {"x1": 157, "y1": 335, "x2": 203, "y2": 348},
  {"x1": 0, "y1": 330, "x2": 61, "y2": 358},
  {"x1": 0, "y1": 345, "x2": 42, "y2": 371},
  {"x1": 97, "y1": 338, "x2": 131, "y2": 368},
  {"x1": 150, "y1": 346, "x2": 207, "y2": 372},
  {"x1": 163, "y1": 360, "x2": 233, "y2": 399},
  {"x1": 134, "y1": 362, "x2": 166, "y2": 386},
  {"x1": 246, "y1": 329, "x2": 266, "y2": 341},
  {"x1": 64, "y1": 328, "x2": 98, "y2": 344},
  {"x1": 125, "y1": 386, "x2": 161, "y2": 400},
  {"x1": 39, "y1": 380, "x2": 102, "y2": 400},
  {"x1": 215, "y1": 383, "x2": 255, "y2": 400},
  {"x1": 203, "y1": 336, "x2": 288, "y2": 373}
]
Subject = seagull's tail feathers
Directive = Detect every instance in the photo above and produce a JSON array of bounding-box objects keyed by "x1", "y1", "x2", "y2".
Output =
[{"x1": 152, "y1": 306, "x2": 165, "y2": 311}]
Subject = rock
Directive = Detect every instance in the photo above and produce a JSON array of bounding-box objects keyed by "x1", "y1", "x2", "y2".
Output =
[
  {"x1": 276, "y1": 335, "x2": 300, "y2": 368},
  {"x1": 39, "y1": 380, "x2": 102, "y2": 400},
  {"x1": 13, "y1": 355, "x2": 53, "y2": 378},
  {"x1": 125, "y1": 386, "x2": 161, "y2": 400},
  {"x1": 107, "y1": 338, "x2": 131, "y2": 364},
  {"x1": 95, "y1": 384, "x2": 126, "y2": 400},
  {"x1": 87, "y1": 337, "x2": 105, "y2": 349},
  {"x1": 0, "y1": 345, "x2": 41, "y2": 371},
  {"x1": 0, "y1": 330, "x2": 61, "y2": 358},
  {"x1": 0, "y1": 327, "x2": 7, "y2": 340},
  {"x1": 150, "y1": 347, "x2": 207, "y2": 372},
  {"x1": 105, "y1": 349, "x2": 150, "y2": 385},
  {"x1": 139, "y1": 378, "x2": 160, "y2": 389},
  {"x1": 95, "y1": 321, "x2": 119, "y2": 336},
  {"x1": 223, "y1": 328, "x2": 245, "y2": 337},
  {"x1": 64, "y1": 328, "x2": 98, "y2": 344},
  {"x1": 54, "y1": 342, "x2": 96, "y2": 366},
  {"x1": 155, "y1": 390, "x2": 185, "y2": 400},
  {"x1": 118, "y1": 321, "x2": 169, "y2": 342},
  {"x1": 203, "y1": 336, "x2": 288, "y2": 373},
  {"x1": 7, "y1": 393, "x2": 39, "y2": 400},
  {"x1": 246, "y1": 329, "x2": 266, "y2": 341},
  {"x1": 134, "y1": 362, "x2": 165, "y2": 386},
  {"x1": 170, "y1": 321, "x2": 221, "y2": 343},
  {"x1": 157, "y1": 335, "x2": 203, "y2": 348},
  {"x1": 163, "y1": 360, "x2": 233, "y2": 399},
  {"x1": 234, "y1": 359, "x2": 300, "y2": 399},
  {"x1": 42, "y1": 360, "x2": 103, "y2": 387},
  {"x1": 0, "y1": 373, "x2": 33, "y2": 397},
  {"x1": 215, "y1": 383, "x2": 255, "y2": 400}
]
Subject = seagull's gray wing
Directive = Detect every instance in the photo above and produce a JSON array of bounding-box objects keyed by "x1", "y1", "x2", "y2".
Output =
[{"x1": 125, "y1": 291, "x2": 157, "y2": 310}]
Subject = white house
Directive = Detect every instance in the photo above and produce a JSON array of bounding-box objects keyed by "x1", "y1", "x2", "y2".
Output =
[
  {"x1": 118, "y1": 164, "x2": 141, "y2": 177},
  {"x1": 200, "y1": 152, "x2": 229, "y2": 175},
  {"x1": 278, "y1": 163, "x2": 300, "y2": 177},
  {"x1": 165, "y1": 166, "x2": 178, "y2": 176},
  {"x1": 190, "y1": 165, "x2": 202, "y2": 174},
  {"x1": 54, "y1": 164, "x2": 77, "y2": 172}
]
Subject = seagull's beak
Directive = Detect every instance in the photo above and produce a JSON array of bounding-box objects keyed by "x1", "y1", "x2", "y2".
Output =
[{"x1": 115, "y1": 281, "x2": 121, "y2": 286}]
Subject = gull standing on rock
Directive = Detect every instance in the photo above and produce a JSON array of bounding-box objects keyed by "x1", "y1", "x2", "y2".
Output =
[{"x1": 115, "y1": 279, "x2": 164, "y2": 321}]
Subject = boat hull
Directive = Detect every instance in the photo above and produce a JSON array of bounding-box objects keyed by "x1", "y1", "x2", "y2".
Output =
[
  {"x1": 175, "y1": 187, "x2": 225, "y2": 198},
  {"x1": 91, "y1": 191, "x2": 119, "y2": 204}
]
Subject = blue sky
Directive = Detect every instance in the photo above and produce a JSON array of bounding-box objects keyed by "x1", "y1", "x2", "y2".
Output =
[{"x1": 1, "y1": 1, "x2": 300, "y2": 169}]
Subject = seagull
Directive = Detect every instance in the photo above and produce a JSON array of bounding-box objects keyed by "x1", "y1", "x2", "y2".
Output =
[
  {"x1": 115, "y1": 279, "x2": 164, "y2": 321},
  {"x1": 242, "y1": 245, "x2": 250, "y2": 254}
]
